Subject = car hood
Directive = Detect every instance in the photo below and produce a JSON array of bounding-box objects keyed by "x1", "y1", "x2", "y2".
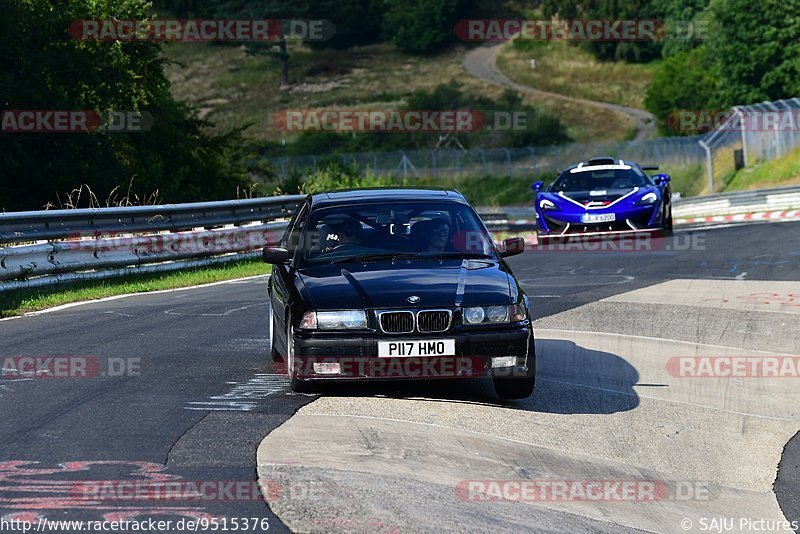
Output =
[
  {"x1": 543, "y1": 186, "x2": 656, "y2": 208},
  {"x1": 296, "y1": 259, "x2": 512, "y2": 310}
]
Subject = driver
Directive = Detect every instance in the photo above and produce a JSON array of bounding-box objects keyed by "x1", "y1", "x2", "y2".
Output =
[
  {"x1": 321, "y1": 218, "x2": 363, "y2": 252},
  {"x1": 336, "y1": 218, "x2": 362, "y2": 246}
]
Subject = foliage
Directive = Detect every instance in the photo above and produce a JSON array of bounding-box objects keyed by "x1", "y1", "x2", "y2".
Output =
[
  {"x1": 0, "y1": 0, "x2": 248, "y2": 211},
  {"x1": 540, "y1": 0, "x2": 662, "y2": 62},
  {"x1": 644, "y1": 46, "x2": 718, "y2": 134},
  {"x1": 645, "y1": 0, "x2": 800, "y2": 124},
  {"x1": 307, "y1": 0, "x2": 384, "y2": 49},
  {"x1": 706, "y1": 0, "x2": 800, "y2": 105},
  {"x1": 382, "y1": 0, "x2": 469, "y2": 53},
  {"x1": 264, "y1": 83, "x2": 571, "y2": 157}
]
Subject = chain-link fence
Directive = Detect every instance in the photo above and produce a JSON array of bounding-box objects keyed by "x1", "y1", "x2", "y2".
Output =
[
  {"x1": 259, "y1": 135, "x2": 706, "y2": 181},
  {"x1": 699, "y1": 98, "x2": 800, "y2": 192},
  {"x1": 257, "y1": 97, "x2": 800, "y2": 196}
]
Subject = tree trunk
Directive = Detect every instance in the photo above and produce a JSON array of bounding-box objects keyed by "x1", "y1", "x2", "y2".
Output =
[{"x1": 278, "y1": 39, "x2": 289, "y2": 88}]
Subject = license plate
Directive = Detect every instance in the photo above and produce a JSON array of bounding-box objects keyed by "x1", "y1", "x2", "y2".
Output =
[
  {"x1": 378, "y1": 339, "x2": 455, "y2": 358},
  {"x1": 582, "y1": 213, "x2": 615, "y2": 223}
]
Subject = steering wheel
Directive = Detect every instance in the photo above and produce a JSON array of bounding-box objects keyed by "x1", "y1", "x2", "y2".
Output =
[
  {"x1": 611, "y1": 180, "x2": 631, "y2": 189},
  {"x1": 329, "y1": 243, "x2": 359, "y2": 252}
]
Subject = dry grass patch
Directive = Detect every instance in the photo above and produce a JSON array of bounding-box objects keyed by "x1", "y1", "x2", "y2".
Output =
[{"x1": 496, "y1": 41, "x2": 656, "y2": 109}]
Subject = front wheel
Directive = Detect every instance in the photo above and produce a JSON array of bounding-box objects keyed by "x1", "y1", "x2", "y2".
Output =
[
  {"x1": 493, "y1": 375, "x2": 535, "y2": 400},
  {"x1": 286, "y1": 322, "x2": 315, "y2": 394},
  {"x1": 662, "y1": 204, "x2": 674, "y2": 236},
  {"x1": 269, "y1": 305, "x2": 280, "y2": 361}
]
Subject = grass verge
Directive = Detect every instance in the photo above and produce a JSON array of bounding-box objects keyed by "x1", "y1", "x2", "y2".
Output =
[
  {"x1": 0, "y1": 259, "x2": 269, "y2": 318},
  {"x1": 723, "y1": 146, "x2": 800, "y2": 192}
]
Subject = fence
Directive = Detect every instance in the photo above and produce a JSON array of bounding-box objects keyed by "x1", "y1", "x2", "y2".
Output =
[
  {"x1": 699, "y1": 98, "x2": 800, "y2": 192},
  {"x1": 263, "y1": 98, "x2": 800, "y2": 196},
  {"x1": 260, "y1": 136, "x2": 706, "y2": 181}
]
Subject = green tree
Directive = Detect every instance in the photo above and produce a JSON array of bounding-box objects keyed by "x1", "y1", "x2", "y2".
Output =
[
  {"x1": 644, "y1": 46, "x2": 718, "y2": 134},
  {"x1": 0, "y1": 0, "x2": 247, "y2": 211},
  {"x1": 382, "y1": 0, "x2": 469, "y2": 54},
  {"x1": 308, "y1": 0, "x2": 383, "y2": 49},
  {"x1": 541, "y1": 0, "x2": 661, "y2": 62},
  {"x1": 707, "y1": 0, "x2": 800, "y2": 105}
]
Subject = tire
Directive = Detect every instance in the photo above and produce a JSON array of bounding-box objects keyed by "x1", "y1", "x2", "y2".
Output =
[
  {"x1": 662, "y1": 204, "x2": 674, "y2": 236},
  {"x1": 286, "y1": 322, "x2": 316, "y2": 394},
  {"x1": 269, "y1": 305, "x2": 281, "y2": 361},
  {"x1": 493, "y1": 375, "x2": 535, "y2": 400},
  {"x1": 493, "y1": 336, "x2": 536, "y2": 400}
]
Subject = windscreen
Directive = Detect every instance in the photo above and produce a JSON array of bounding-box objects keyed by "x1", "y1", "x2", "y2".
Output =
[
  {"x1": 551, "y1": 168, "x2": 652, "y2": 192},
  {"x1": 297, "y1": 201, "x2": 495, "y2": 265}
]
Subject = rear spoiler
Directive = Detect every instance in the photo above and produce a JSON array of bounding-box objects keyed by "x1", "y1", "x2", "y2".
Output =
[{"x1": 641, "y1": 165, "x2": 659, "y2": 171}]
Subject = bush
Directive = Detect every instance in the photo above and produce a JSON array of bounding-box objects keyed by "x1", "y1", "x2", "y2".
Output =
[
  {"x1": 644, "y1": 46, "x2": 718, "y2": 135},
  {"x1": 382, "y1": 0, "x2": 468, "y2": 54}
]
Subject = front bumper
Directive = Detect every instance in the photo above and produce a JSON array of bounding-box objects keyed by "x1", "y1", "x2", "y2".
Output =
[
  {"x1": 537, "y1": 204, "x2": 661, "y2": 234},
  {"x1": 290, "y1": 325, "x2": 534, "y2": 381}
]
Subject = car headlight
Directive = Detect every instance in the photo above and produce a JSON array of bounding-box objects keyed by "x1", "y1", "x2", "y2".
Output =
[
  {"x1": 463, "y1": 307, "x2": 485, "y2": 324},
  {"x1": 463, "y1": 304, "x2": 525, "y2": 324},
  {"x1": 539, "y1": 199, "x2": 557, "y2": 211},
  {"x1": 299, "y1": 310, "x2": 367, "y2": 330},
  {"x1": 635, "y1": 192, "x2": 658, "y2": 205}
]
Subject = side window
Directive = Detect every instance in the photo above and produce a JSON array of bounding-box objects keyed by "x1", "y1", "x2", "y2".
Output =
[{"x1": 281, "y1": 201, "x2": 310, "y2": 252}]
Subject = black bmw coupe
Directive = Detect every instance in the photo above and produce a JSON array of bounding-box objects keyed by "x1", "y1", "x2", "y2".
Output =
[{"x1": 262, "y1": 188, "x2": 536, "y2": 399}]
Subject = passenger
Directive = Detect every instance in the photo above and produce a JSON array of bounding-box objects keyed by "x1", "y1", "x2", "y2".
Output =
[{"x1": 412, "y1": 218, "x2": 451, "y2": 253}]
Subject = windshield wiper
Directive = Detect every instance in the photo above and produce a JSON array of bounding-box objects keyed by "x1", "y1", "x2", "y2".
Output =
[
  {"x1": 420, "y1": 252, "x2": 493, "y2": 260},
  {"x1": 332, "y1": 251, "x2": 492, "y2": 263},
  {"x1": 332, "y1": 252, "x2": 420, "y2": 264}
]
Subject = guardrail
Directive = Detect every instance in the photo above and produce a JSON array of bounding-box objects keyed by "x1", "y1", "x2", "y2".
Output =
[
  {"x1": 0, "y1": 196, "x2": 305, "y2": 244},
  {"x1": 4, "y1": 186, "x2": 798, "y2": 292},
  {"x1": 0, "y1": 196, "x2": 530, "y2": 292},
  {"x1": 671, "y1": 185, "x2": 800, "y2": 217},
  {"x1": 0, "y1": 196, "x2": 305, "y2": 291}
]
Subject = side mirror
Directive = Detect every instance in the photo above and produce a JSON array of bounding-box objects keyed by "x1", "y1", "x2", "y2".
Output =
[
  {"x1": 500, "y1": 236, "x2": 525, "y2": 257},
  {"x1": 654, "y1": 173, "x2": 671, "y2": 185},
  {"x1": 262, "y1": 246, "x2": 290, "y2": 264},
  {"x1": 531, "y1": 181, "x2": 544, "y2": 192}
]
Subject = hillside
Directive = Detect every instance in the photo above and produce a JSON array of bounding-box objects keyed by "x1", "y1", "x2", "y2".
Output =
[{"x1": 162, "y1": 40, "x2": 645, "y2": 145}]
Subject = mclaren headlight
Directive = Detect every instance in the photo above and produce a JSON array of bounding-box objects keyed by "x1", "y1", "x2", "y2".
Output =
[
  {"x1": 299, "y1": 310, "x2": 367, "y2": 330},
  {"x1": 463, "y1": 304, "x2": 526, "y2": 324},
  {"x1": 635, "y1": 192, "x2": 658, "y2": 206}
]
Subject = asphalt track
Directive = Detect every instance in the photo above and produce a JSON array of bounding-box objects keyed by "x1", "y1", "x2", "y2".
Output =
[{"x1": 1, "y1": 220, "x2": 799, "y2": 533}]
